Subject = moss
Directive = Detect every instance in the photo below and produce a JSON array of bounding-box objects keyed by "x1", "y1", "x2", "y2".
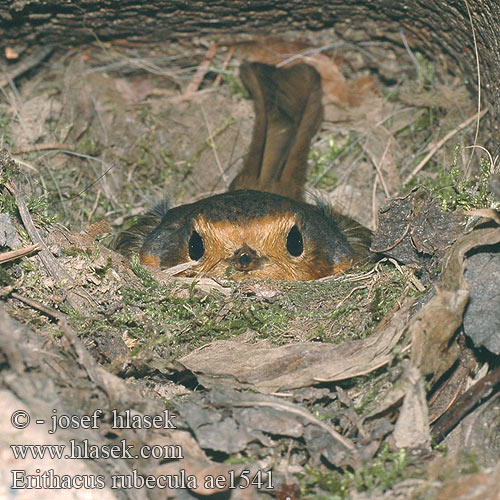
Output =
[
  {"x1": 0, "y1": 192, "x2": 18, "y2": 216},
  {"x1": 299, "y1": 466, "x2": 349, "y2": 500},
  {"x1": 130, "y1": 252, "x2": 158, "y2": 289},
  {"x1": 219, "y1": 68, "x2": 250, "y2": 99},
  {"x1": 0, "y1": 266, "x2": 15, "y2": 288},
  {"x1": 415, "y1": 52, "x2": 436, "y2": 87},
  {"x1": 308, "y1": 137, "x2": 354, "y2": 189},
  {"x1": 79, "y1": 259, "x2": 412, "y2": 363},
  {"x1": 61, "y1": 247, "x2": 94, "y2": 259},
  {"x1": 113, "y1": 280, "x2": 290, "y2": 353},
  {"x1": 299, "y1": 444, "x2": 410, "y2": 499},
  {"x1": 78, "y1": 132, "x2": 101, "y2": 157},
  {"x1": 404, "y1": 145, "x2": 497, "y2": 210},
  {"x1": 432, "y1": 451, "x2": 481, "y2": 482},
  {"x1": 351, "y1": 445, "x2": 409, "y2": 492},
  {"x1": 0, "y1": 191, "x2": 57, "y2": 225},
  {"x1": 66, "y1": 260, "x2": 409, "y2": 365},
  {"x1": 281, "y1": 262, "x2": 410, "y2": 344},
  {"x1": 65, "y1": 263, "x2": 294, "y2": 363}
]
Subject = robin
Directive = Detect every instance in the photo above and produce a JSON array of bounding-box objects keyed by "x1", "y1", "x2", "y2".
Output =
[{"x1": 115, "y1": 62, "x2": 372, "y2": 280}]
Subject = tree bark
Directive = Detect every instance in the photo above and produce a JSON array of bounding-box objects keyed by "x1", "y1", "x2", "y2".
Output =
[{"x1": 1, "y1": 0, "x2": 499, "y2": 137}]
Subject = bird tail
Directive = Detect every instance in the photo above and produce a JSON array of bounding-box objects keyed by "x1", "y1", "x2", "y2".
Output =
[{"x1": 228, "y1": 62, "x2": 323, "y2": 202}]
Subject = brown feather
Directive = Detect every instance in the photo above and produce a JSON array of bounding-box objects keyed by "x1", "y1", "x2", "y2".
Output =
[{"x1": 229, "y1": 62, "x2": 323, "y2": 201}]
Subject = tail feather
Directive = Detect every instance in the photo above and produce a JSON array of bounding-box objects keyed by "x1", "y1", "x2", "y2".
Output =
[{"x1": 229, "y1": 62, "x2": 323, "y2": 201}]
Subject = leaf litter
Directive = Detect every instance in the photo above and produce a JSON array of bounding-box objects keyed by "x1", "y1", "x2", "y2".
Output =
[{"x1": 0, "y1": 30, "x2": 499, "y2": 499}]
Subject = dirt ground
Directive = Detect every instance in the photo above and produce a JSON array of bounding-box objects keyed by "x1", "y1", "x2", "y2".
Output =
[{"x1": 1, "y1": 29, "x2": 499, "y2": 500}]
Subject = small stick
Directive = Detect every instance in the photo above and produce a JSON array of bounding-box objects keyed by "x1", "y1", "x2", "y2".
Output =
[
  {"x1": 200, "y1": 103, "x2": 226, "y2": 184},
  {"x1": 403, "y1": 108, "x2": 488, "y2": 186},
  {"x1": 375, "y1": 223, "x2": 411, "y2": 253},
  {"x1": 4, "y1": 181, "x2": 95, "y2": 313},
  {"x1": 371, "y1": 173, "x2": 379, "y2": 230},
  {"x1": 10, "y1": 292, "x2": 108, "y2": 391},
  {"x1": 0, "y1": 244, "x2": 40, "y2": 265},
  {"x1": 12, "y1": 143, "x2": 74, "y2": 154},
  {"x1": 374, "y1": 139, "x2": 392, "y2": 198},
  {"x1": 431, "y1": 366, "x2": 500, "y2": 442},
  {"x1": 213, "y1": 47, "x2": 235, "y2": 87},
  {"x1": 168, "y1": 87, "x2": 216, "y2": 104},
  {"x1": 214, "y1": 400, "x2": 358, "y2": 455},
  {"x1": 463, "y1": 0, "x2": 482, "y2": 178},
  {"x1": 185, "y1": 42, "x2": 218, "y2": 95}
]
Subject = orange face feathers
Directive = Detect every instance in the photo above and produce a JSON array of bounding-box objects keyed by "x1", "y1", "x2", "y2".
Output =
[{"x1": 138, "y1": 190, "x2": 367, "y2": 281}]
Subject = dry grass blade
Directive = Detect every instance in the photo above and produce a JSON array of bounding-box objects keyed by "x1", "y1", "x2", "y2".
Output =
[
  {"x1": 215, "y1": 399, "x2": 358, "y2": 454},
  {"x1": 12, "y1": 143, "x2": 74, "y2": 154},
  {"x1": 403, "y1": 108, "x2": 488, "y2": 185},
  {"x1": 0, "y1": 244, "x2": 40, "y2": 264},
  {"x1": 464, "y1": 0, "x2": 482, "y2": 177}
]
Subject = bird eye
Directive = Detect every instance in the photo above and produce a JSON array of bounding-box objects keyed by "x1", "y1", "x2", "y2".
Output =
[
  {"x1": 188, "y1": 231, "x2": 204, "y2": 260},
  {"x1": 286, "y1": 225, "x2": 303, "y2": 257}
]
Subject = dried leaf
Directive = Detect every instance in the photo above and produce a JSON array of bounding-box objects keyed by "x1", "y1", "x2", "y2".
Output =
[
  {"x1": 177, "y1": 297, "x2": 415, "y2": 393},
  {"x1": 393, "y1": 366, "x2": 431, "y2": 449},
  {"x1": 409, "y1": 287, "x2": 467, "y2": 382}
]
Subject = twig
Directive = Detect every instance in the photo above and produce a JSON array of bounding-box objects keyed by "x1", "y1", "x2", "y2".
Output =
[
  {"x1": 10, "y1": 292, "x2": 107, "y2": 390},
  {"x1": 464, "y1": 0, "x2": 482, "y2": 177},
  {"x1": 185, "y1": 42, "x2": 218, "y2": 95},
  {"x1": 431, "y1": 366, "x2": 500, "y2": 442},
  {"x1": 214, "y1": 400, "x2": 358, "y2": 455},
  {"x1": 4, "y1": 181, "x2": 95, "y2": 314},
  {"x1": 465, "y1": 145, "x2": 498, "y2": 174},
  {"x1": 213, "y1": 47, "x2": 235, "y2": 87},
  {"x1": 168, "y1": 87, "x2": 217, "y2": 104},
  {"x1": 373, "y1": 139, "x2": 391, "y2": 198},
  {"x1": 375, "y1": 223, "x2": 411, "y2": 253},
  {"x1": 10, "y1": 157, "x2": 38, "y2": 172},
  {"x1": 400, "y1": 31, "x2": 428, "y2": 81},
  {"x1": 12, "y1": 143, "x2": 74, "y2": 154},
  {"x1": 403, "y1": 108, "x2": 488, "y2": 185},
  {"x1": 371, "y1": 173, "x2": 379, "y2": 230},
  {"x1": 200, "y1": 103, "x2": 226, "y2": 184},
  {"x1": 0, "y1": 244, "x2": 40, "y2": 265},
  {"x1": 334, "y1": 284, "x2": 368, "y2": 309}
]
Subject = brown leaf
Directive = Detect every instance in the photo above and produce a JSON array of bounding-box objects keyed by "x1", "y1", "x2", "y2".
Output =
[
  {"x1": 393, "y1": 366, "x2": 431, "y2": 449},
  {"x1": 409, "y1": 287, "x2": 467, "y2": 382},
  {"x1": 177, "y1": 297, "x2": 415, "y2": 393}
]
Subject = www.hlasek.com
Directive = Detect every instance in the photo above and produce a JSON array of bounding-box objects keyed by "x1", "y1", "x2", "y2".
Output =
[{"x1": 9, "y1": 408, "x2": 274, "y2": 491}]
